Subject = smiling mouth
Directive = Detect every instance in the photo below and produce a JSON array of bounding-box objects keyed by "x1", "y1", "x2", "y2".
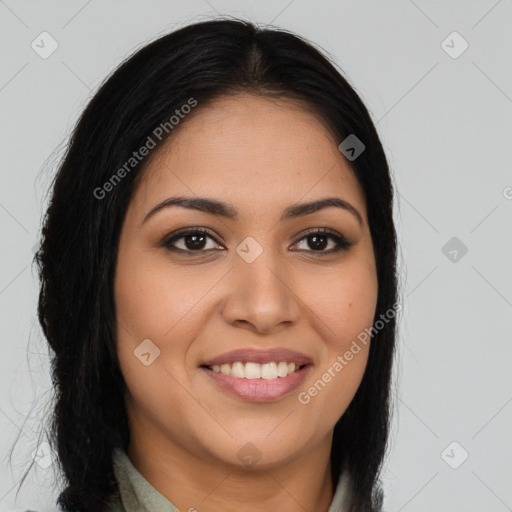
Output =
[
  {"x1": 200, "y1": 361, "x2": 312, "y2": 402},
  {"x1": 200, "y1": 361, "x2": 309, "y2": 380}
]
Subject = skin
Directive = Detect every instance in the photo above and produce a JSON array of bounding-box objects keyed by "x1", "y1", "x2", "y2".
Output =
[{"x1": 114, "y1": 93, "x2": 378, "y2": 512}]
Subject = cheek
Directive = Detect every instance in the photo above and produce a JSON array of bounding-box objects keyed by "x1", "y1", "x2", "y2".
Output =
[
  {"x1": 304, "y1": 259, "x2": 378, "y2": 349},
  {"x1": 113, "y1": 248, "x2": 231, "y2": 408},
  {"x1": 114, "y1": 249, "x2": 223, "y2": 342},
  {"x1": 113, "y1": 253, "x2": 205, "y2": 433},
  {"x1": 293, "y1": 256, "x2": 377, "y2": 421}
]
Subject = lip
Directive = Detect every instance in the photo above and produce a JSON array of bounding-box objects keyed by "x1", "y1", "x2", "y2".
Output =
[
  {"x1": 200, "y1": 363, "x2": 312, "y2": 402},
  {"x1": 200, "y1": 348, "x2": 313, "y2": 367},
  {"x1": 199, "y1": 348, "x2": 313, "y2": 402}
]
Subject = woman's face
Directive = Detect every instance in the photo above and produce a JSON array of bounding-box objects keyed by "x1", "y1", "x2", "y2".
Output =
[{"x1": 114, "y1": 93, "x2": 378, "y2": 469}]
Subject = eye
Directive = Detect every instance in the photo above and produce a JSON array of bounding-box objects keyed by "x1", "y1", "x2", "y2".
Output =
[
  {"x1": 162, "y1": 227, "x2": 354, "y2": 256},
  {"x1": 291, "y1": 228, "x2": 354, "y2": 255},
  {"x1": 162, "y1": 228, "x2": 224, "y2": 254}
]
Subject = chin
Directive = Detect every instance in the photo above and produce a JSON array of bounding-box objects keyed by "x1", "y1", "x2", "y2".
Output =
[{"x1": 200, "y1": 433, "x2": 307, "y2": 470}]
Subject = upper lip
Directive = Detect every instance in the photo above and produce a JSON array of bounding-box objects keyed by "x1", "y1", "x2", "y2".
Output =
[{"x1": 201, "y1": 348, "x2": 313, "y2": 367}]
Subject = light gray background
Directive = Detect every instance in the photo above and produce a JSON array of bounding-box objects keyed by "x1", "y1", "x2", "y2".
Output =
[{"x1": 1, "y1": 1, "x2": 511, "y2": 511}]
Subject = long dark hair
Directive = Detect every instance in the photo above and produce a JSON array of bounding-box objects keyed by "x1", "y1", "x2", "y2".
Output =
[{"x1": 34, "y1": 17, "x2": 399, "y2": 511}]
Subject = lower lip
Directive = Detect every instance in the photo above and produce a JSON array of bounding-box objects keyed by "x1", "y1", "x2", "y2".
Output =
[{"x1": 200, "y1": 365, "x2": 312, "y2": 402}]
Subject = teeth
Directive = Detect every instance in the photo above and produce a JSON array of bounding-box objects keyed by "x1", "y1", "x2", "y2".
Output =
[
  {"x1": 261, "y1": 362, "x2": 277, "y2": 380},
  {"x1": 245, "y1": 362, "x2": 261, "y2": 379},
  {"x1": 231, "y1": 361, "x2": 245, "y2": 378},
  {"x1": 277, "y1": 361, "x2": 288, "y2": 377},
  {"x1": 208, "y1": 361, "x2": 303, "y2": 379}
]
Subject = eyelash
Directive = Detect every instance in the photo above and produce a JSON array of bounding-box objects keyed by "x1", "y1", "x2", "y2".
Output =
[{"x1": 161, "y1": 227, "x2": 354, "y2": 257}]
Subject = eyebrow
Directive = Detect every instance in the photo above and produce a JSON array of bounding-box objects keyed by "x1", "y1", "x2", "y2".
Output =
[{"x1": 141, "y1": 195, "x2": 363, "y2": 226}]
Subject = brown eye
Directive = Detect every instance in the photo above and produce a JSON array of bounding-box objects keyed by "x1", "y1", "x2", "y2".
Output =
[
  {"x1": 162, "y1": 228, "x2": 224, "y2": 254},
  {"x1": 291, "y1": 229, "x2": 354, "y2": 255}
]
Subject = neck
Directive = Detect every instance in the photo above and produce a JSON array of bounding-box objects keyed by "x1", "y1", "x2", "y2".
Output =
[{"x1": 127, "y1": 418, "x2": 335, "y2": 512}]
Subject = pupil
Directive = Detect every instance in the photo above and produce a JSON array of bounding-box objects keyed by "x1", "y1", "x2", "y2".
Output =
[
  {"x1": 309, "y1": 234, "x2": 327, "y2": 250},
  {"x1": 186, "y1": 234, "x2": 206, "y2": 250}
]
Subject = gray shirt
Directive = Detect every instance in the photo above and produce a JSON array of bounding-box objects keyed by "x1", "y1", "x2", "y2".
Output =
[{"x1": 107, "y1": 448, "x2": 352, "y2": 511}]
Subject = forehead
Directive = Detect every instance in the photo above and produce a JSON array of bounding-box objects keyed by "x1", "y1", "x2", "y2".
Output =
[{"x1": 131, "y1": 93, "x2": 367, "y2": 221}]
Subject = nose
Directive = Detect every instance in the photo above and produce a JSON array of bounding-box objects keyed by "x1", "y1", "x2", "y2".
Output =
[{"x1": 221, "y1": 249, "x2": 301, "y2": 334}]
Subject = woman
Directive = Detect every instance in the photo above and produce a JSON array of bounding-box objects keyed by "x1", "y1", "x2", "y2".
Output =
[{"x1": 34, "y1": 18, "x2": 399, "y2": 512}]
